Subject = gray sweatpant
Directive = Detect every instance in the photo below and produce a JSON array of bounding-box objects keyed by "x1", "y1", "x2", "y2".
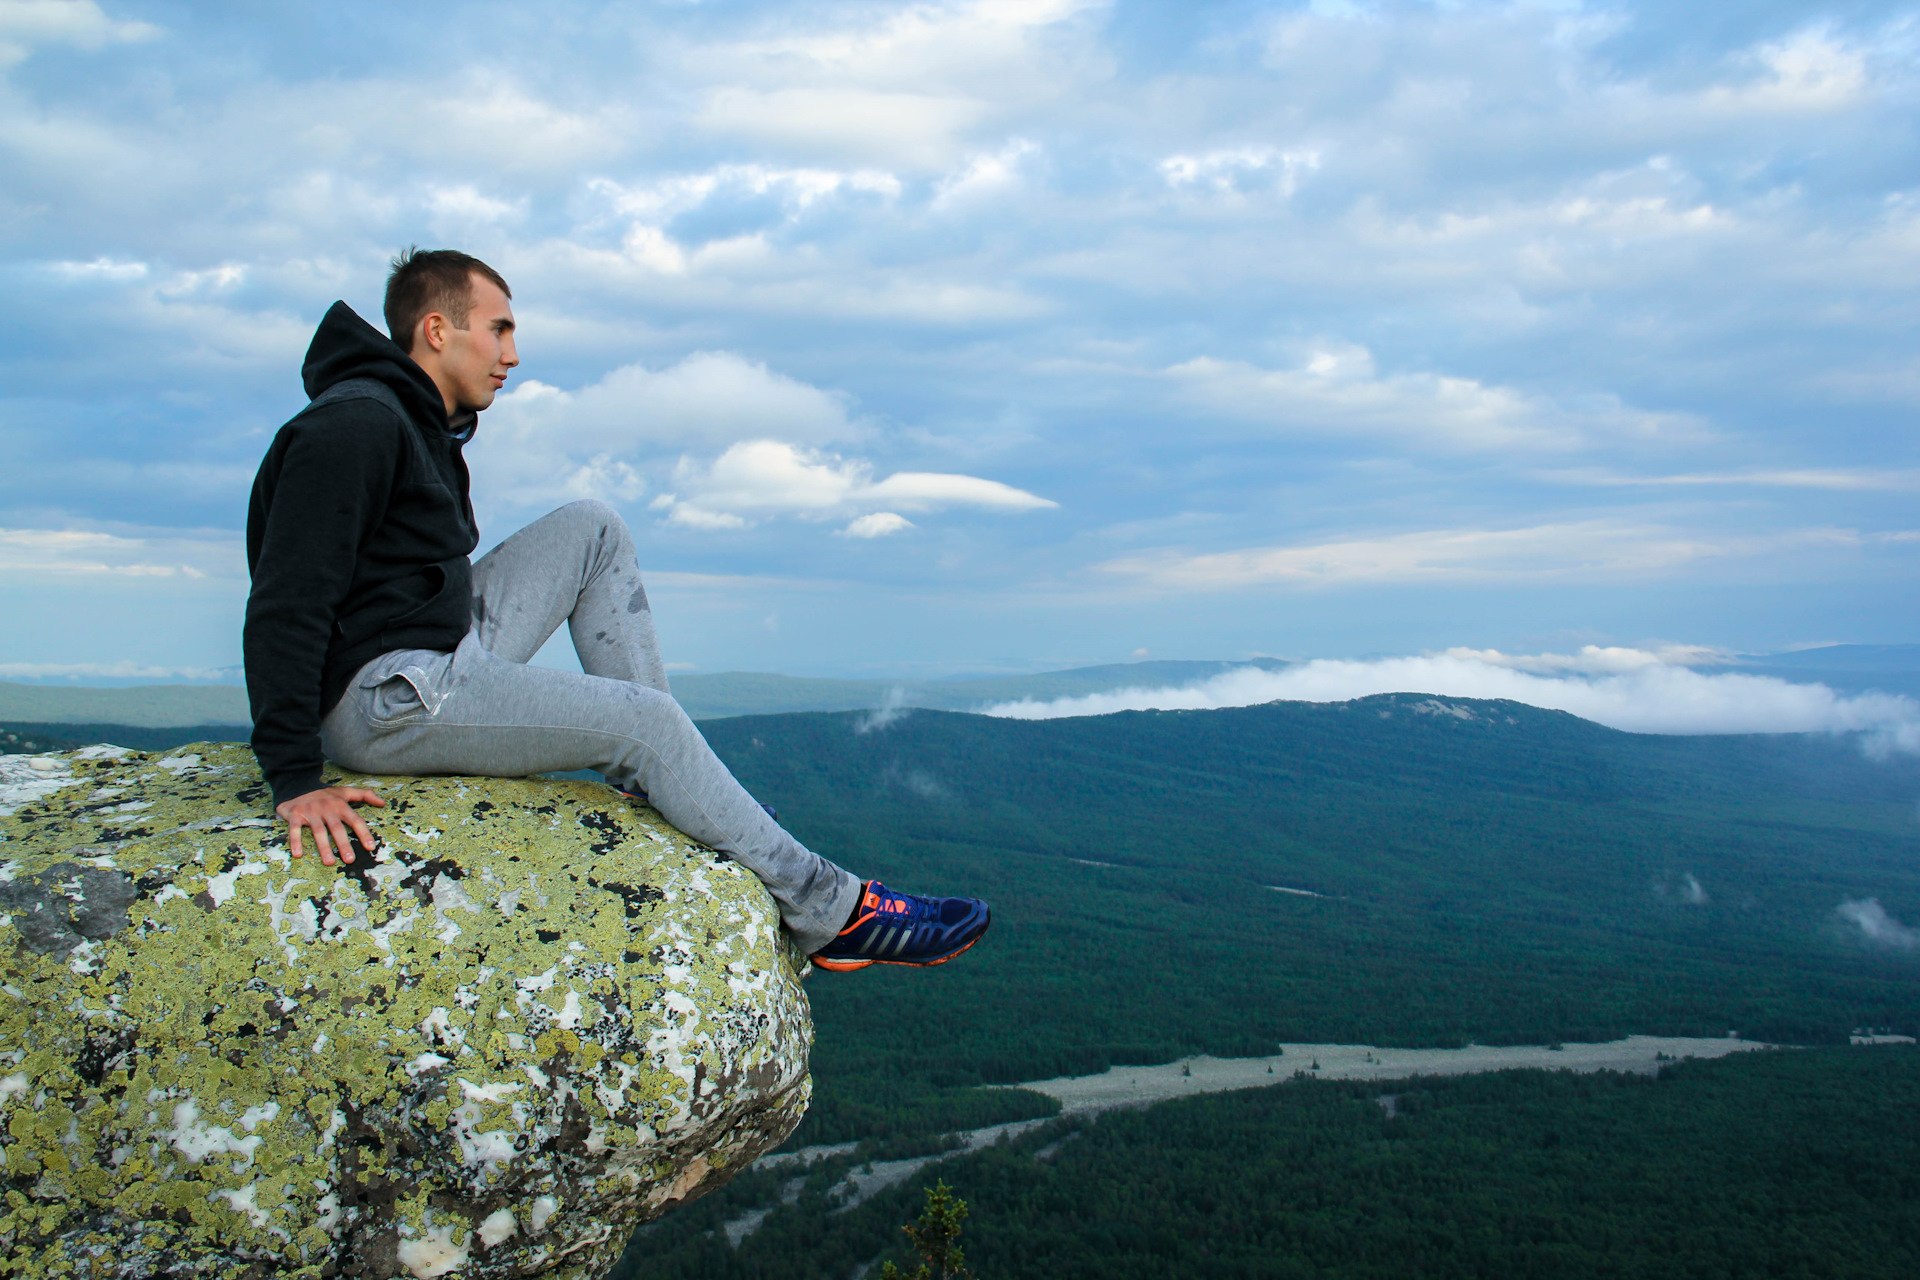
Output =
[{"x1": 319, "y1": 499, "x2": 861, "y2": 954}]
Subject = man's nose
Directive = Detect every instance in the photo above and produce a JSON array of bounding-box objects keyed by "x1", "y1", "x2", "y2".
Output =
[{"x1": 502, "y1": 335, "x2": 520, "y2": 368}]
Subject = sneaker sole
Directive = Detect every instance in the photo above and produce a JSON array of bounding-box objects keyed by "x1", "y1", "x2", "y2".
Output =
[{"x1": 811, "y1": 923, "x2": 989, "y2": 973}]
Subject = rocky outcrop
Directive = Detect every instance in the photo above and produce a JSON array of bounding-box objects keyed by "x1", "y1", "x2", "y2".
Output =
[{"x1": 0, "y1": 744, "x2": 814, "y2": 1278}]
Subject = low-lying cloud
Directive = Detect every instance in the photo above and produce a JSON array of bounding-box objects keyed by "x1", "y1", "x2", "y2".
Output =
[
  {"x1": 1836, "y1": 898, "x2": 1920, "y2": 950},
  {"x1": 981, "y1": 646, "x2": 1920, "y2": 752}
]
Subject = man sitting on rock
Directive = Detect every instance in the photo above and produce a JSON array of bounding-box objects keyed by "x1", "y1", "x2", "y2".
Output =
[{"x1": 244, "y1": 247, "x2": 989, "y2": 973}]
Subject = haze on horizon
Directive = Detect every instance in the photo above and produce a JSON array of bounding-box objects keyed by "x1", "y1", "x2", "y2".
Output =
[{"x1": 2, "y1": 0, "x2": 1915, "y2": 685}]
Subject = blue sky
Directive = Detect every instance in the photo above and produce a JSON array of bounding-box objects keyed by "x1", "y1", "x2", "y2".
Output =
[{"x1": 2, "y1": 0, "x2": 1917, "y2": 680}]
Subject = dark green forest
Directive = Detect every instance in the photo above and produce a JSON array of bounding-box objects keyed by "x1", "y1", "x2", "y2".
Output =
[
  {"x1": 619, "y1": 1046, "x2": 1920, "y2": 1280},
  {"x1": 693, "y1": 696, "x2": 1920, "y2": 1145},
  {"x1": 0, "y1": 721, "x2": 246, "y2": 754}
]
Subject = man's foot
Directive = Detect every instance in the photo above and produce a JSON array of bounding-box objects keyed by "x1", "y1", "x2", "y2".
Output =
[{"x1": 811, "y1": 881, "x2": 991, "y2": 972}]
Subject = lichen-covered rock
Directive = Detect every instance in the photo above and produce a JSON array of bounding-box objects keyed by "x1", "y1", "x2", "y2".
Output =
[{"x1": 0, "y1": 744, "x2": 814, "y2": 1278}]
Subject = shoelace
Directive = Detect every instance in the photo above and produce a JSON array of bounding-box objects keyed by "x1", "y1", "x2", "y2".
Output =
[{"x1": 865, "y1": 888, "x2": 942, "y2": 931}]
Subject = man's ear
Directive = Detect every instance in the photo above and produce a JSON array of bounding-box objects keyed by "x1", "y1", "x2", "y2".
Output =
[{"x1": 415, "y1": 311, "x2": 448, "y2": 355}]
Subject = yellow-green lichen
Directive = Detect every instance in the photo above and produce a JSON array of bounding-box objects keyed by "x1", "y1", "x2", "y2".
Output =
[{"x1": 0, "y1": 745, "x2": 815, "y2": 1277}]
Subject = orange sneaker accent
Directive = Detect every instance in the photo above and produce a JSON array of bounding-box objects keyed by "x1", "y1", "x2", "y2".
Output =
[{"x1": 810, "y1": 954, "x2": 873, "y2": 972}]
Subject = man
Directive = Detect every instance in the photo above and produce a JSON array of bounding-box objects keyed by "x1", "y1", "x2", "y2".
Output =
[{"x1": 245, "y1": 248, "x2": 989, "y2": 971}]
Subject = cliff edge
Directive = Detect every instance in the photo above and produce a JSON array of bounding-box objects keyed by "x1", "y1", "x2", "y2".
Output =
[{"x1": 0, "y1": 743, "x2": 813, "y2": 1278}]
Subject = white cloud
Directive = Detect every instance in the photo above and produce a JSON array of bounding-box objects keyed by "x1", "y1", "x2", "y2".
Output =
[
  {"x1": 592, "y1": 165, "x2": 903, "y2": 222},
  {"x1": 382, "y1": 79, "x2": 627, "y2": 175},
  {"x1": 1836, "y1": 898, "x2": 1920, "y2": 950},
  {"x1": 657, "y1": 440, "x2": 1056, "y2": 529},
  {"x1": 661, "y1": 504, "x2": 748, "y2": 532},
  {"x1": 677, "y1": 441, "x2": 859, "y2": 515},
  {"x1": 1547, "y1": 468, "x2": 1920, "y2": 493},
  {"x1": 1161, "y1": 147, "x2": 1320, "y2": 197},
  {"x1": 0, "y1": 526, "x2": 243, "y2": 580},
  {"x1": 842, "y1": 512, "x2": 914, "y2": 538},
  {"x1": 472, "y1": 358, "x2": 1054, "y2": 535},
  {"x1": 981, "y1": 645, "x2": 1920, "y2": 751},
  {"x1": 1165, "y1": 346, "x2": 1697, "y2": 452},
  {"x1": 691, "y1": 0, "x2": 1105, "y2": 168},
  {"x1": 426, "y1": 185, "x2": 525, "y2": 224},
  {"x1": 470, "y1": 353, "x2": 857, "y2": 510},
  {"x1": 1099, "y1": 522, "x2": 1903, "y2": 590},
  {"x1": 698, "y1": 88, "x2": 988, "y2": 170},
  {"x1": 1707, "y1": 28, "x2": 1869, "y2": 115},
  {"x1": 0, "y1": 0, "x2": 157, "y2": 66},
  {"x1": 492, "y1": 353, "x2": 856, "y2": 452},
  {"x1": 35, "y1": 257, "x2": 308, "y2": 370},
  {"x1": 934, "y1": 139, "x2": 1038, "y2": 206},
  {"x1": 863, "y1": 469, "x2": 1056, "y2": 512},
  {"x1": 1450, "y1": 644, "x2": 1736, "y2": 675},
  {"x1": 49, "y1": 255, "x2": 146, "y2": 280}
]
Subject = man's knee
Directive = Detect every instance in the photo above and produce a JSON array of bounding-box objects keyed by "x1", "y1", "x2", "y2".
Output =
[{"x1": 548, "y1": 499, "x2": 634, "y2": 552}]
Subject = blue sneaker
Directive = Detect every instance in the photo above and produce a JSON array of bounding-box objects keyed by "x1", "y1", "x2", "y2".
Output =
[{"x1": 811, "y1": 881, "x2": 991, "y2": 972}]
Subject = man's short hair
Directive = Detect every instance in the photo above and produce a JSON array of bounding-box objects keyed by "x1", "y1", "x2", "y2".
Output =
[{"x1": 384, "y1": 247, "x2": 512, "y2": 351}]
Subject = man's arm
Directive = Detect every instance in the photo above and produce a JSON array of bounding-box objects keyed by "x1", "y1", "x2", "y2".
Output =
[{"x1": 245, "y1": 404, "x2": 402, "y2": 859}]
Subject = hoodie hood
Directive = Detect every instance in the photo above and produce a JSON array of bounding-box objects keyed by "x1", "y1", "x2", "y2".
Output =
[{"x1": 300, "y1": 301, "x2": 456, "y2": 435}]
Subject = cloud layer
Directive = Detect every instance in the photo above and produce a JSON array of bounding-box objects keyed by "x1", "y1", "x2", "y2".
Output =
[{"x1": 982, "y1": 646, "x2": 1920, "y2": 752}]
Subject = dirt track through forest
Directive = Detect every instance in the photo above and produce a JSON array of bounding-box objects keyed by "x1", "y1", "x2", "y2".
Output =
[{"x1": 1013, "y1": 1035, "x2": 1785, "y2": 1116}]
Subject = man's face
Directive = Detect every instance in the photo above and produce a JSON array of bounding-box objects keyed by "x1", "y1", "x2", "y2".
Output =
[{"x1": 439, "y1": 275, "x2": 518, "y2": 412}]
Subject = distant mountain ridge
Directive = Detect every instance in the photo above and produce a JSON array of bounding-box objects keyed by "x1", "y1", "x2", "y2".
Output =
[
  {"x1": 1741, "y1": 644, "x2": 1920, "y2": 672},
  {"x1": 0, "y1": 682, "x2": 251, "y2": 727},
  {"x1": 1731, "y1": 644, "x2": 1920, "y2": 700},
  {"x1": 4, "y1": 645, "x2": 1915, "y2": 729},
  {"x1": 0, "y1": 659, "x2": 1293, "y2": 728}
]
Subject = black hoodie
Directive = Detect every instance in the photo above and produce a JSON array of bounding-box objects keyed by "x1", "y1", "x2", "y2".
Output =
[{"x1": 244, "y1": 302, "x2": 479, "y2": 805}]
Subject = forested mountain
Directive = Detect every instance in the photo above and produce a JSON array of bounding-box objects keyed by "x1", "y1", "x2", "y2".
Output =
[{"x1": 694, "y1": 695, "x2": 1920, "y2": 1144}]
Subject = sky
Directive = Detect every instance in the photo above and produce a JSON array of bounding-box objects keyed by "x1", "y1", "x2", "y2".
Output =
[{"x1": 2, "y1": 0, "x2": 1918, "y2": 683}]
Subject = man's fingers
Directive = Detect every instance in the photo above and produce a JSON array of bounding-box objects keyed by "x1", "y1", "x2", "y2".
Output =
[
  {"x1": 309, "y1": 816, "x2": 337, "y2": 867},
  {"x1": 346, "y1": 812, "x2": 378, "y2": 859},
  {"x1": 325, "y1": 815, "x2": 357, "y2": 865},
  {"x1": 288, "y1": 819, "x2": 307, "y2": 861},
  {"x1": 346, "y1": 789, "x2": 387, "y2": 808}
]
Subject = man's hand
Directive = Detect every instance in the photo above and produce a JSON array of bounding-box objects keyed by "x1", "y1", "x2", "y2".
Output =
[{"x1": 276, "y1": 785, "x2": 386, "y2": 866}]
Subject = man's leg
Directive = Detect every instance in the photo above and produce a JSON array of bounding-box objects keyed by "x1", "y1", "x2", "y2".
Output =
[
  {"x1": 324, "y1": 637, "x2": 860, "y2": 954},
  {"x1": 322, "y1": 500, "x2": 860, "y2": 953},
  {"x1": 469, "y1": 499, "x2": 672, "y2": 692}
]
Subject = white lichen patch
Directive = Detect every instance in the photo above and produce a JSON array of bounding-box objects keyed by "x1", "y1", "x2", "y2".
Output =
[
  {"x1": 396, "y1": 1222, "x2": 470, "y2": 1278},
  {"x1": 477, "y1": 1207, "x2": 518, "y2": 1247},
  {"x1": 0, "y1": 754, "x2": 80, "y2": 817},
  {"x1": 0, "y1": 742, "x2": 814, "y2": 1278}
]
